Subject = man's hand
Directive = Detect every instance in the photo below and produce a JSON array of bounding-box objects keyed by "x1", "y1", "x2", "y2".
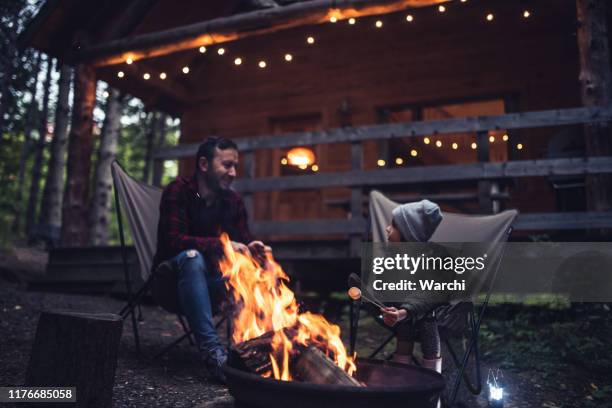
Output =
[
  {"x1": 381, "y1": 307, "x2": 408, "y2": 327},
  {"x1": 248, "y1": 240, "x2": 267, "y2": 266}
]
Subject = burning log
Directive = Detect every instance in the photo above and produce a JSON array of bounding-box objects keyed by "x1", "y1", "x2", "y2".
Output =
[
  {"x1": 294, "y1": 347, "x2": 362, "y2": 387},
  {"x1": 230, "y1": 327, "x2": 299, "y2": 375}
]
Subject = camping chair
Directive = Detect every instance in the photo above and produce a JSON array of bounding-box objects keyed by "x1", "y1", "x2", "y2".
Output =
[
  {"x1": 111, "y1": 160, "x2": 227, "y2": 359},
  {"x1": 349, "y1": 190, "x2": 517, "y2": 407}
]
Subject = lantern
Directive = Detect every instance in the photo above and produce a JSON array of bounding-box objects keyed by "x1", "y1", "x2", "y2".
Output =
[{"x1": 286, "y1": 147, "x2": 316, "y2": 167}]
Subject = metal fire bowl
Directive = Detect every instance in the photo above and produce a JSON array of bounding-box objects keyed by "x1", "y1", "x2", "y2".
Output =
[{"x1": 223, "y1": 358, "x2": 445, "y2": 408}]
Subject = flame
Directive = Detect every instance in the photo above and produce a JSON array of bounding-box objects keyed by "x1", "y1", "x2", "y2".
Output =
[{"x1": 219, "y1": 233, "x2": 356, "y2": 380}]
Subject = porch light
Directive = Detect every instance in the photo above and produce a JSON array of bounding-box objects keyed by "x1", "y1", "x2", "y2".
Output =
[
  {"x1": 143, "y1": 73, "x2": 150, "y2": 80},
  {"x1": 199, "y1": 46, "x2": 207, "y2": 53},
  {"x1": 406, "y1": 14, "x2": 414, "y2": 22},
  {"x1": 486, "y1": 13, "x2": 494, "y2": 21},
  {"x1": 348, "y1": 18, "x2": 356, "y2": 25},
  {"x1": 217, "y1": 48, "x2": 225, "y2": 55},
  {"x1": 182, "y1": 66, "x2": 190, "y2": 74},
  {"x1": 424, "y1": 137, "x2": 431, "y2": 144},
  {"x1": 287, "y1": 147, "x2": 315, "y2": 167},
  {"x1": 377, "y1": 159, "x2": 386, "y2": 167},
  {"x1": 117, "y1": 71, "x2": 125, "y2": 78},
  {"x1": 375, "y1": 20, "x2": 383, "y2": 28},
  {"x1": 452, "y1": 142, "x2": 458, "y2": 150},
  {"x1": 438, "y1": 5, "x2": 446, "y2": 13},
  {"x1": 159, "y1": 72, "x2": 167, "y2": 80},
  {"x1": 284, "y1": 54, "x2": 293, "y2": 62},
  {"x1": 307, "y1": 36, "x2": 315, "y2": 44}
]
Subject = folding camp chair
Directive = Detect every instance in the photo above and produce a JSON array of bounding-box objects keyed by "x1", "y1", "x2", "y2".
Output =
[
  {"x1": 349, "y1": 190, "x2": 517, "y2": 407},
  {"x1": 111, "y1": 161, "x2": 227, "y2": 359}
]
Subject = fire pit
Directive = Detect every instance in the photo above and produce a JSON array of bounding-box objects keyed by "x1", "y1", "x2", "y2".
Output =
[{"x1": 224, "y1": 357, "x2": 444, "y2": 408}]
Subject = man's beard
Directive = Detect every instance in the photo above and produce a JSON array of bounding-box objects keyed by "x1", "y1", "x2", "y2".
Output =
[{"x1": 205, "y1": 171, "x2": 231, "y2": 191}]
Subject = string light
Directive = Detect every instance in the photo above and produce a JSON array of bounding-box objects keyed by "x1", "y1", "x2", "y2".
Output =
[
  {"x1": 375, "y1": 20, "x2": 383, "y2": 28},
  {"x1": 516, "y1": 143, "x2": 523, "y2": 150},
  {"x1": 126, "y1": 57, "x2": 133, "y2": 65},
  {"x1": 486, "y1": 13, "x2": 494, "y2": 21},
  {"x1": 461, "y1": 0, "x2": 467, "y2": 2},
  {"x1": 298, "y1": 164, "x2": 308, "y2": 170},
  {"x1": 523, "y1": 10, "x2": 530, "y2": 18},
  {"x1": 410, "y1": 149, "x2": 418, "y2": 157},
  {"x1": 307, "y1": 36, "x2": 315, "y2": 44},
  {"x1": 471, "y1": 142, "x2": 477, "y2": 150},
  {"x1": 424, "y1": 137, "x2": 431, "y2": 145},
  {"x1": 284, "y1": 54, "x2": 293, "y2": 62},
  {"x1": 217, "y1": 48, "x2": 226, "y2": 55},
  {"x1": 312, "y1": 164, "x2": 319, "y2": 172},
  {"x1": 159, "y1": 72, "x2": 167, "y2": 80},
  {"x1": 435, "y1": 140, "x2": 442, "y2": 148},
  {"x1": 281, "y1": 158, "x2": 288, "y2": 165},
  {"x1": 182, "y1": 66, "x2": 190, "y2": 74},
  {"x1": 258, "y1": 60, "x2": 267, "y2": 68},
  {"x1": 348, "y1": 18, "x2": 356, "y2": 25},
  {"x1": 377, "y1": 159, "x2": 386, "y2": 167},
  {"x1": 489, "y1": 135, "x2": 495, "y2": 143},
  {"x1": 406, "y1": 14, "x2": 414, "y2": 22},
  {"x1": 102, "y1": 91, "x2": 109, "y2": 98},
  {"x1": 452, "y1": 142, "x2": 458, "y2": 150},
  {"x1": 143, "y1": 73, "x2": 150, "y2": 80},
  {"x1": 395, "y1": 157, "x2": 404, "y2": 165},
  {"x1": 438, "y1": 5, "x2": 446, "y2": 13},
  {"x1": 199, "y1": 46, "x2": 207, "y2": 53},
  {"x1": 502, "y1": 134, "x2": 509, "y2": 141},
  {"x1": 234, "y1": 57, "x2": 242, "y2": 65},
  {"x1": 117, "y1": 71, "x2": 125, "y2": 78},
  {"x1": 330, "y1": 16, "x2": 337, "y2": 23}
]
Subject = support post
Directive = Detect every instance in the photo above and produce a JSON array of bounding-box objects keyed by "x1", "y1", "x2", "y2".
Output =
[{"x1": 349, "y1": 142, "x2": 363, "y2": 257}]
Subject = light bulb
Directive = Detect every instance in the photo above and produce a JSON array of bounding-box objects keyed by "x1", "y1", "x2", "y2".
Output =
[
  {"x1": 406, "y1": 14, "x2": 414, "y2": 22},
  {"x1": 375, "y1": 20, "x2": 383, "y2": 28},
  {"x1": 143, "y1": 73, "x2": 150, "y2": 80},
  {"x1": 438, "y1": 5, "x2": 446, "y2": 12},
  {"x1": 117, "y1": 71, "x2": 125, "y2": 78},
  {"x1": 517, "y1": 143, "x2": 523, "y2": 150},
  {"x1": 182, "y1": 66, "x2": 190, "y2": 74},
  {"x1": 284, "y1": 54, "x2": 293, "y2": 62},
  {"x1": 410, "y1": 149, "x2": 418, "y2": 157},
  {"x1": 452, "y1": 142, "x2": 458, "y2": 150},
  {"x1": 471, "y1": 142, "x2": 477, "y2": 150},
  {"x1": 234, "y1": 58, "x2": 242, "y2": 65},
  {"x1": 377, "y1": 159, "x2": 386, "y2": 167},
  {"x1": 348, "y1": 18, "x2": 356, "y2": 25},
  {"x1": 258, "y1": 60, "x2": 267, "y2": 68},
  {"x1": 159, "y1": 72, "x2": 167, "y2": 80},
  {"x1": 435, "y1": 140, "x2": 442, "y2": 148},
  {"x1": 199, "y1": 46, "x2": 207, "y2": 53},
  {"x1": 217, "y1": 48, "x2": 225, "y2": 55},
  {"x1": 486, "y1": 13, "x2": 494, "y2": 21},
  {"x1": 395, "y1": 157, "x2": 404, "y2": 165},
  {"x1": 489, "y1": 135, "x2": 495, "y2": 143},
  {"x1": 307, "y1": 36, "x2": 315, "y2": 44},
  {"x1": 424, "y1": 137, "x2": 431, "y2": 145}
]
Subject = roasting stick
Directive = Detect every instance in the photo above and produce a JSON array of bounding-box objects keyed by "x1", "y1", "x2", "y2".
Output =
[{"x1": 348, "y1": 287, "x2": 386, "y2": 310}]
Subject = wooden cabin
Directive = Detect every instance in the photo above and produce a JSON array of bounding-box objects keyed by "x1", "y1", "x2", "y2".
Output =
[{"x1": 22, "y1": 0, "x2": 612, "y2": 286}]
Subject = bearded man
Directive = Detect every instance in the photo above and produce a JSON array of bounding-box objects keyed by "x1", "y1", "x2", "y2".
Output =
[{"x1": 153, "y1": 136, "x2": 265, "y2": 382}]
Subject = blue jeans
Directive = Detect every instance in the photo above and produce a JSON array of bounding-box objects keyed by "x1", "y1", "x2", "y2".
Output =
[{"x1": 172, "y1": 249, "x2": 226, "y2": 355}]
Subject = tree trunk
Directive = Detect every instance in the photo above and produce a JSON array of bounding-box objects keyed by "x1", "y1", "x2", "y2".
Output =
[
  {"x1": 11, "y1": 52, "x2": 42, "y2": 236},
  {"x1": 25, "y1": 57, "x2": 54, "y2": 242},
  {"x1": 576, "y1": 0, "x2": 612, "y2": 212},
  {"x1": 61, "y1": 64, "x2": 97, "y2": 247},
  {"x1": 152, "y1": 113, "x2": 168, "y2": 187},
  {"x1": 25, "y1": 310, "x2": 123, "y2": 408},
  {"x1": 89, "y1": 88, "x2": 122, "y2": 246},
  {"x1": 142, "y1": 112, "x2": 156, "y2": 183},
  {"x1": 38, "y1": 64, "x2": 72, "y2": 246},
  {"x1": 0, "y1": 14, "x2": 19, "y2": 147}
]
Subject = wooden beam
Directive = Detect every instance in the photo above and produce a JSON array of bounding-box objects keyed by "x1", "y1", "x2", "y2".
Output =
[
  {"x1": 80, "y1": 0, "x2": 448, "y2": 66},
  {"x1": 120, "y1": 62, "x2": 192, "y2": 102},
  {"x1": 234, "y1": 157, "x2": 612, "y2": 193},
  {"x1": 99, "y1": 0, "x2": 159, "y2": 42},
  {"x1": 154, "y1": 106, "x2": 612, "y2": 159},
  {"x1": 251, "y1": 218, "x2": 366, "y2": 235}
]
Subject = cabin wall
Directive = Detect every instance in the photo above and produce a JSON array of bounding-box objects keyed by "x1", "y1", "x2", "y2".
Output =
[{"x1": 178, "y1": 0, "x2": 582, "y2": 223}]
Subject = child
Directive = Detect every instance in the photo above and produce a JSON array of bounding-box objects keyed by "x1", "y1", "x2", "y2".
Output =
[{"x1": 381, "y1": 199, "x2": 444, "y2": 373}]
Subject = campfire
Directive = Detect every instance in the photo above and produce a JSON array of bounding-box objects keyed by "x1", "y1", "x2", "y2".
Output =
[{"x1": 218, "y1": 234, "x2": 357, "y2": 384}]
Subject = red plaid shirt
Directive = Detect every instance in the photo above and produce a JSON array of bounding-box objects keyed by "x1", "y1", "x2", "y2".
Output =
[{"x1": 153, "y1": 175, "x2": 252, "y2": 270}]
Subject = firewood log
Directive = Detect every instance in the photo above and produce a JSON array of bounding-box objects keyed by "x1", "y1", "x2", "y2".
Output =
[{"x1": 294, "y1": 346, "x2": 362, "y2": 387}]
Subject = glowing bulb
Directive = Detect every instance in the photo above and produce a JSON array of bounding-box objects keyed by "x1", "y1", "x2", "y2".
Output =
[
  {"x1": 395, "y1": 157, "x2": 404, "y2": 165},
  {"x1": 424, "y1": 137, "x2": 431, "y2": 145},
  {"x1": 438, "y1": 5, "x2": 446, "y2": 12},
  {"x1": 126, "y1": 57, "x2": 133, "y2": 65},
  {"x1": 375, "y1": 20, "x2": 383, "y2": 28},
  {"x1": 406, "y1": 14, "x2": 414, "y2": 22},
  {"x1": 117, "y1": 71, "x2": 125, "y2": 78},
  {"x1": 102, "y1": 91, "x2": 109, "y2": 98},
  {"x1": 348, "y1": 18, "x2": 356, "y2": 25},
  {"x1": 143, "y1": 73, "x2": 150, "y2": 80},
  {"x1": 199, "y1": 46, "x2": 207, "y2": 53},
  {"x1": 258, "y1": 60, "x2": 267, "y2": 68},
  {"x1": 435, "y1": 140, "x2": 442, "y2": 148},
  {"x1": 281, "y1": 158, "x2": 288, "y2": 165},
  {"x1": 159, "y1": 72, "x2": 167, "y2": 80},
  {"x1": 234, "y1": 57, "x2": 242, "y2": 65},
  {"x1": 489, "y1": 385, "x2": 504, "y2": 401},
  {"x1": 471, "y1": 142, "x2": 477, "y2": 150},
  {"x1": 517, "y1": 143, "x2": 523, "y2": 150},
  {"x1": 284, "y1": 54, "x2": 293, "y2": 62},
  {"x1": 502, "y1": 134, "x2": 509, "y2": 141},
  {"x1": 523, "y1": 10, "x2": 530, "y2": 18},
  {"x1": 307, "y1": 36, "x2": 315, "y2": 44},
  {"x1": 217, "y1": 48, "x2": 225, "y2": 55},
  {"x1": 330, "y1": 16, "x2": 337, "y2": 23},
  {"x1": 489, "y1": 135, "x2": 495, "y2": 143},
  {"x1": 312, "y1": 164, "x2": 319, "y2": 172},
  {"x1": 182, "y1": 66, "x2": 190, "y2": 74},
  {"x1": 452, "y1": 142, "x2": 458, "y2": 150},
  {"x1": 410, "y1": 149, "x2": 418, "y2": 157},
  {"x1": 486, "y1": 13, "x2": 494, "y2": 21},
  {"x1": 461, "y1": 0, "x2": 467, "y2": 2},
  {"x1": 377, "y1": 159, "x2": 386, "y2": 167}
]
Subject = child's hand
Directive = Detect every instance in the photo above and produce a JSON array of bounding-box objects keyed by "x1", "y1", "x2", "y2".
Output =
[{"x1": 381, "y1": 307, "x2": 408, "y2": 327}]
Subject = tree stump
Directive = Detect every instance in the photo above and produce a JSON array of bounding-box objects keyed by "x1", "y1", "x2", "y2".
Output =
[{"x1": 25, "y1": 310, "x2": 123, "y2": 408}]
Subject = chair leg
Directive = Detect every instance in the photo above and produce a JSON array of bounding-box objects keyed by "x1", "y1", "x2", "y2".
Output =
[{"x1": 177, "y1": 315, "x2": 195, "y2": 346}]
